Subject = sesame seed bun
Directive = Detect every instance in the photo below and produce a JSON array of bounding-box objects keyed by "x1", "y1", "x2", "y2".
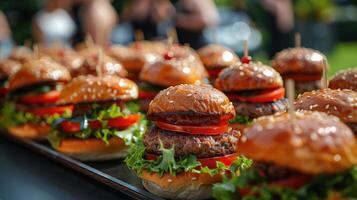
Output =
[
  {"x1": 55, "y1": 137, "x2": 128, "y2": 161},
  {"x1": 147, "y1": 84, "x2": 235, "y2": 120},
  {"x1": 0, "y1": 59, "x2": 21, "y2": 79},
  {"x1": 329, "y1": 68, "x2": 357, "y2": 92},
  {"x1": 197, "y1": 44, "x2": 240, "y2": 70},
  {"x1": 272, "y1": 47, "x2": 326, "y2": 75},
  {"x1": 107, "y1": 45, "x2": 159, "y2": 73},
  {"x1": 215, "y1": 62, "x2": 283, "y2": 92},
  {"x1": 8, "y1": 57, "x2": 71, "y2": 91},
  {"x1": 141, "y1": 170, "x2": 222, "y2": 200},
  {"x1": 295, "y1": 89, "x2": 357, "y2": 123},
  {"x1": 139, "y1": 55, "x2": 208, "y2": 87},
  {"x1": 239, "y1": 111, "x2": 357, "y2": 175},
  {"x1": 8, "y1": 46, "x2": 33, "y2": 63},
  {"x1": 59, "y1": 75, "x2": 138, "y2": 105},
  {"x1": 7, "y1": 123, "x2": 50, "y2": 140},
  {"x1": 78, "y1": 47, "x2": 127, "y2": 77}
]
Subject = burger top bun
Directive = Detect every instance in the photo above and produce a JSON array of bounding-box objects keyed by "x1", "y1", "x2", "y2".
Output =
[
  {"x1": 295, "y1": 89, "x2": 357, "y2": 123},
  {"x1": 198, "y1": 44, "x2": 240, "y2": 69},
  {"x1": 329, "y1": 68, "x2": 357, "y2": 91},
  {"x1": 8, "y1": 46, "x2": 33, "y2": 63},
  {"x1": 147, "y1": 84, "x2": 235, "y2": 118},
  {"x1": 0, "y1": 59, "x2": 21, "y2": 79},
  {"x1": 272, "y1": 47, "x2": 326, "y2": 75},
  {"x1": 59, "y1": 75, "x2": 138, "y2": 105},
  {"x1": 215, "y1": 62, "x2": 283, "y2": 92},
  {"x1": 8, "y1": 57, "x2": 71, "y2": 91},
  {"x1": 139, "y1": 55, "x2": 208, "y2": 87},
  {"x1": 239, "y1": 111, "x2": 357, "y2": 175}
]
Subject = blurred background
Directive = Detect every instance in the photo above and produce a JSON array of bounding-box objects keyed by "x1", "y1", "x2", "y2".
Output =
[{"x1": 0, "y1": 0, "x2": 356, "y2": 76}]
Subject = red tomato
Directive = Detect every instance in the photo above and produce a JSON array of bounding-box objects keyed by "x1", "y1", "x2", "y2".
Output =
[
  {"x1": 227, "y1": 87, "x2": 285, "y2": 103},
  {"x1": 30, "y1": 105, "x2": 73, "y2": 117},
  {"x1": 155, "y1": 121, "x2": 228, "y2": 135},
  {"x1": 60, "y1": 121, "x2": 81, "y2": 133},
  {"x1": 107, "y1": 114, "x2": 140, "y2": 129},
  {"x1": 0, "y1": 87, "x2": 8, "y2": 95},
  {"x1": 219, "y1": 114, "x2": 234, "y2": 124},
  {"x1": 283, "y1": 74, "x2": 322, "y2": 81},
  {"x1": 207, "y1": 69, "x2": 222, "y2": 78},
  {"x1": 146, "y1": 153, "x2": 239, "y2": 169},
  {"x1": 21, "y1": 90, "x2": 61, "y2": 104},
  {"x1": 139, "y1": 90, "x2": 158, "y2": 100},
  {"x1": 89, "y1": 120, "x2": 102, "y2": 130}
]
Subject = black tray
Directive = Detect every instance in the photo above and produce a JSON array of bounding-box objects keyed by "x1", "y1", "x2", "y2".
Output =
[{"x1": 1, "y1": 134, "x2": 164, "y2": 200}]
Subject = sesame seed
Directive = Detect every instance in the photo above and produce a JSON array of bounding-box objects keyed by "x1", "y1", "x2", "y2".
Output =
[{"x1": 167, "y1": 179, "x2": 173, "y2": 183}]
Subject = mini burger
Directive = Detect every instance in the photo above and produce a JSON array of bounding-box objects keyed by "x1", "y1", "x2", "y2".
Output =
[
  {"x1": 197, "y1": 44, "x2": 240, "y2": 82},
  {"x1": 77, "y1": 47, "x2": 127, "y2": 78},
  {"x1": 2, "y1": 57, "x2": 72, "y2": 139},
  {"x1": 329, "y1": 68, "x2": 357, "y2": 91},
  {"x1": 295, "y1": 88, "x2": 357, "y2": 135},
  {"x1": 48, "y1": 75, "x2": 146, "y2": 161},
  {"x1": 138, "y1": 50, "x2": 208, "y2": 111},
  {"x1": 272, "y1": 47, "x2": 327, "y2": 95},
  {"x1": 125, "y1": 84, "x2": 249, "y2": 200},
  {"x1": 107, "y1": 45, "x2": 159, "y2": 81},
  {"x1": 215, "y1": 62, "x2": 288, "y2": 131},
  {"x1": 213, "y1": 111, "x2": 357, "y2": 200}
]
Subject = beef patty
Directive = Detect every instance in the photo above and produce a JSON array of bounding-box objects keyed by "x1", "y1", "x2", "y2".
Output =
[
  {"x1": 233, "y1": 98, "x2": 288, "y2": 119},
  {"x1": 144, "y1": 126, "x2": 240, "y2": 158},
  {"x1": 253, "y1": 161, "x2": 308, "y2": 182},
  {"x1": 294, "y1": 80, "x2": 321, "y2": 96}
]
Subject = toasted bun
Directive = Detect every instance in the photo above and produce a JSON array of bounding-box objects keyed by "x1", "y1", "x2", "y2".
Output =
[
  {"x1": 239, "y1": 111, "x2": 357, "y2": 175},
  {"x1": 141, "y1": 170, "x2": 222, "y2": 200},
  {"x1": 148, "y1": 84, "x2": 235, "y2": 119},
  {"x1": 198, "y1": 44, "x2": 239, "y2": 69},
  {"x1": 56, "y1": 137, "x2": 128, "y2": 161},
  {"x1": 8, "y1": 57, "x2": 71, "y2": 91},
  {"x1": 78, "y1": 47, "x2": 127, "y2": 77},
  {"x1": 329, "y1": 68, "x2": 357, "y2": 91},
  {"x1": 107, "y1": 45, "x2": 159, "y2": 73},
  {"x1": 7, "y1": 123, "x2": 50, "y2": 140},
  {"x1": 139, "y1": 55, "x2": 208, "y2": 87},
  {"x1": 59, "y1": 75, "x2": 138, "y2": 104},
  {"x1": 295, "y1": 89, "x2": 357, "y2": 123},
  {"x1": 215, "y1": 62, "x2": 283, "y2": 91},
  {"x1": 272, "y1": 47, "x2": 326, "y2": 75},
  {"x1": 8, "y1": 46, "x2": 33, "y2": 63},
  {"x1": 0, "y1": 59, "x2": 21, "y2": 79},
  {"x1": 128, "y1": 40, "x2": 167, "y2": 55}
]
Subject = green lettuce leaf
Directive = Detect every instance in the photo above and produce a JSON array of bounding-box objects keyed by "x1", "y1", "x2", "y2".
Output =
[
  {"x1": 212, "y1": 164, "x2": 357, "y2": 200},
  {"x1": 125, "y1": 141, "x2": 252, "y2": 177},
  {"x1": 229, "y1": 115, "x2": 252, "y2": 125}
]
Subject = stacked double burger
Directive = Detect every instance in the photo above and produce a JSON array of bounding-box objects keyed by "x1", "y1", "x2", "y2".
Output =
[{"x1": 126, "y1": 84, "x2": 248, "y2": 200}]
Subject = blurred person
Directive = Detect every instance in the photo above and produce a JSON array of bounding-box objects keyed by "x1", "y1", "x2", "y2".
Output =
[
  {"x1": 122, "y1": 0, "x2": 175, "y2": 40},
  {"x1": 174, "y1": 0, "x2": 219, "y2": 49},
  {"x1": 72, "y1": 0, "x2": 118, "y2": 46},
  {"x1": 0, "y1": 11, "x2": 14, "y2": 58},
  {"x1": 259, "y1": 0, "x2": 294, "y2": 57},
  {"x1": 32, "y1": 0, "x2": 76, "y2": 46}
]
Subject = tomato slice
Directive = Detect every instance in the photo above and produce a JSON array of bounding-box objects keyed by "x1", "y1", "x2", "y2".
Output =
[
  {"x1": 283, "y1": 74, "x2": 322, "y2": 81},
  {"x1": 208, "y1": 69, "x2": 222, "y2": 78},
  {"x1": 270, "y1": 175, "x2": 311, "y2": 189},
  {"x1": 107, "y1": 114, "x2": 140, "y2": 129},
  {"x1": 61, "y1": 121, "x2": 81, "y2": 133},
  {"x1": 155, "y1": 121, "x2": 228, "y2": 135},
  {"x1": 0, "y1": 87, "x2": 8, "y2": 95},
  {"x1": 21, "y1": 90, "x2": 61, "y2": 104},
  {"x1": 227, "y1": 87, "x2": 285, "y2": 103},
  {"x1": 139, "y1": 90, "x2": 158, "y2": 100},
  {"x1": 146, "y1": 153, "x2": 239, "y2": 169},
  {"x1": 30, "y1": 105, "x2": 73, "y2": 117}
]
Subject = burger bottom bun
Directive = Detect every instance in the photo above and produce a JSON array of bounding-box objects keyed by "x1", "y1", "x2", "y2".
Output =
[
  {"x1": 56, "y1": 137, "x2": 128, "y2": 161},
  {"x1": 141, "y1": 170, "x2": 222, "y2": 200},
  {"x1": 7, "y1": 123, "x2": 50, "y2": 140}
]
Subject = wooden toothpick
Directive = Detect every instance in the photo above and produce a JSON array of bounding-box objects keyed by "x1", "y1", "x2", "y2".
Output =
[
  {"x1": 85, "y1": 34, "x2": 94, "y2": 48},
  {"x1": 33, "y1": 44, "x2": 39, "y2": 59},
  {"x1": 321, "y1": 59, "x2": 329, "y2": 88},
  {"x1": 286, "y1": 79, "x2": 295, "y2": 116},
  {"x1": 243, "y1": 40, "x2": 249, "y2": 57},
  {"x1": 96, "y1": 49, "x2": 103, "y2": 77},
  {"x1": 135, "y1": 30, "x2": 144, "y2": 41},
  {"x1": 295, "y1": 33, "x2": 301, "y2": 48},
  {"x1": 166, "y1": 27, "x2": 178, "y2": 44}
]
